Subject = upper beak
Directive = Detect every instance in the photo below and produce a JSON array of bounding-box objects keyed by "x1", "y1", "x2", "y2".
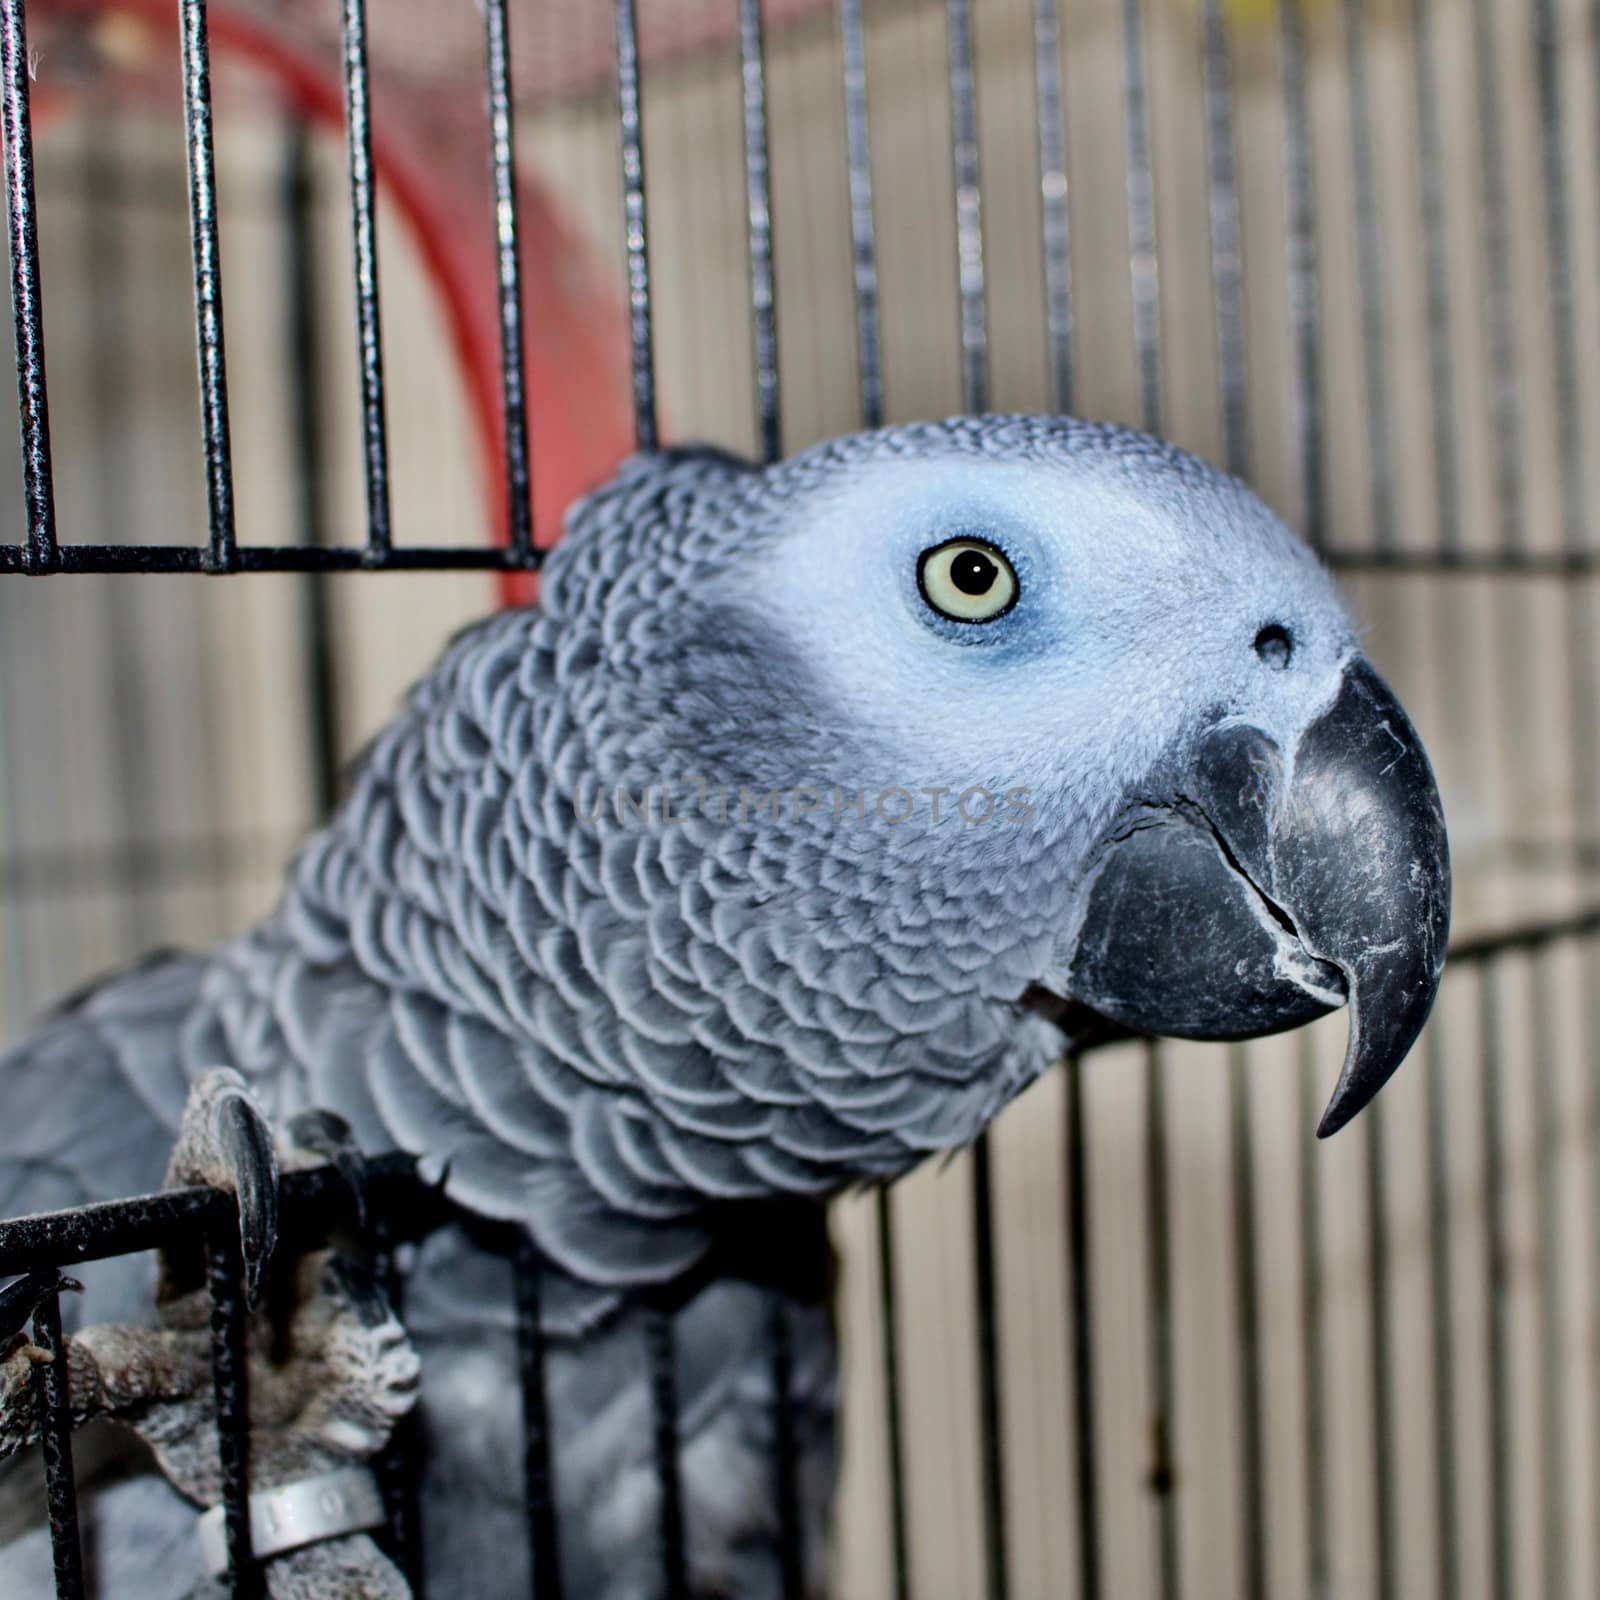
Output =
[{"x1": 1065, "y1": 658, "x2": 1451, "y2": 1136}]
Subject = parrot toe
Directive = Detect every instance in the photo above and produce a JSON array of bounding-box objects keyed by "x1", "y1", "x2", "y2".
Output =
[
  {"x1": 166, "y1": 1069, "x2": 281, "y2": 1309},
  {"x1": 286, "y1": 1107, "x2": 370, "y2": 1232},
  {"x1": 213, "y1": 1092, "x2": 280, "y2": 1310}
]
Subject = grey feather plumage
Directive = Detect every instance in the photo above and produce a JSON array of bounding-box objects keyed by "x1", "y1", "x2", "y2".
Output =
[{"x1": 0, "y1": 415, "x2": 1384, "y2": 1597}]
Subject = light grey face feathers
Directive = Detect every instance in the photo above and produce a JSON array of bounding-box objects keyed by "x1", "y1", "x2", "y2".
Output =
[{"x1": 545, "y1": 417, "x2": 1358, "y2": 834}]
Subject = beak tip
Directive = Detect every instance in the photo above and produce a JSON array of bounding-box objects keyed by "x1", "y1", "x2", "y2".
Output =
[
  {"x1": 1313, "y1": 1005, "x2": 1386, "y2": 1140},
  {"x1": 1314, "y1": 1100, "x2": 1350, "y2": 1140}
]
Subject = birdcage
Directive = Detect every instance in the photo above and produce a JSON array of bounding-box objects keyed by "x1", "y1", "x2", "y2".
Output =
[{"x1": 1, "y1": 0, "x2": 1597, "y2": 1596}]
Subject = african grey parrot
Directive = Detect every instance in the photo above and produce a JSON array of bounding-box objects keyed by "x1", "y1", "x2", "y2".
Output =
[{"x1": 0, "y1": 415, "x2": 1449, "y2": 1598}]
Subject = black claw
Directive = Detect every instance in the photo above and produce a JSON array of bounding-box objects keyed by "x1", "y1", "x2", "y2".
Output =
[
  {"x1": 215, "y1": 1092, "x2": 280, "y2": 1308},
  {"x1": 416, "y1": 1153, "x2": 452, "y2": 1190},
  {"x1": 0, "y1": 1271, "x2": 81, "y2": 1344},
  {"x1": 319, "y1": 1255, "x2": 392, "y2": 1331},
  {"x1": 286, "y1": 1108, "x2": 369, "y2": 1232}
]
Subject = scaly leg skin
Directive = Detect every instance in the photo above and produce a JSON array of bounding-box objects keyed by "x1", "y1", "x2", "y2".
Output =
[
  {"x1": 1, "y1": 1272, "x2": 207, "y2": 1460},
  {"x1": 233, "y1": 1253, "x2": 421, "y2": 1485},
  {"x1": 165, "y1": 1068, "x2": 281, "y2": 1308},
  {"x1": 290, "y1": 1256, "x2": 420, "y2": 1462}
]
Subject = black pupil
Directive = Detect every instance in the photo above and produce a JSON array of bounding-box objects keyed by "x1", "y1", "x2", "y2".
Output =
[{"x1": 951, "y1": 549, "x2": 997, "y2": 596}]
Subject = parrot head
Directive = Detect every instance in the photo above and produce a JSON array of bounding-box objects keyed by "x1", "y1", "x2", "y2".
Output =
[{"x1": 547, "y1": 415, "x2": 1448, "y2": 1156}]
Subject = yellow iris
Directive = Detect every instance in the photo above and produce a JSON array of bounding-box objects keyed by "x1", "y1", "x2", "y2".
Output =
[{"x1": 918, "y1": 539, "x2": 1019, "y2": 624}]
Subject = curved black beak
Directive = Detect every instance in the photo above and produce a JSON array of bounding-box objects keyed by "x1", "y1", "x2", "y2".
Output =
[{"x1": 1066, "y1": 658, "x2": 1450, "y2": 1136}]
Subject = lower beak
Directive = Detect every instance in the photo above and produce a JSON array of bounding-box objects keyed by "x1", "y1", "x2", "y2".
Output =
[{"x1": 1065, "y1": 658, "x2": 1450, "y2": 1136}]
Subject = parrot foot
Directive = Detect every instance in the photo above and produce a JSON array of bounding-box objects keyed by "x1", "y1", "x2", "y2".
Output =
[
  {"x1": 0, "y1": 1271, "x2": 81, "y2": 1458},
  {"x1": 164, "y1": 1075, "x2": 382, "y2": 1311},
  {"x1": 3, "y1": 1251, "x2": 421, "y2": 1594},
  {"x1": 166, "y1": 1069, "x2": 280, "y2": 1309}
]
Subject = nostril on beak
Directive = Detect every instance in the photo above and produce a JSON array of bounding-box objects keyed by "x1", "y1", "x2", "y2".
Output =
[{"x1": 1254, "y1": 623, "x2": 1292, "y2": 668}]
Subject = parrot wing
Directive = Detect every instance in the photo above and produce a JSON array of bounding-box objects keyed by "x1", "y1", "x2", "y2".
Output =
[{"x1": 0, "y1": 950, "x2": 206, "y2": 1321}]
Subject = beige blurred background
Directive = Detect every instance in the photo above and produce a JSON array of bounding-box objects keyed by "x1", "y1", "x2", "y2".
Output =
[{"x1": 4, "y1": 0, "x2": 1600, "y2": 1595}]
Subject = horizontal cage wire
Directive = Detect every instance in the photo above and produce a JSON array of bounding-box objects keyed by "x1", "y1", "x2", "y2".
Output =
[{"x1": 0, "y1": 0, "x2": 1598, "y2": 1599}]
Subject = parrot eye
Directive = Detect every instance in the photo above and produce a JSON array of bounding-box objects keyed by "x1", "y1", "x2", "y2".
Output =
[
  {"x1": 918, "y1": 538, "x2": 1019, "y2": 624},
  {"x1": 1254, "y1": 623, "x2": 1293, "y2": 668}
]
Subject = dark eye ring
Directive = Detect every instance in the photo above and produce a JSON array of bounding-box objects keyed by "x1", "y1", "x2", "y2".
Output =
[{"x1": 1254, "y1": 624, "x2": 1292, "y2": 669}]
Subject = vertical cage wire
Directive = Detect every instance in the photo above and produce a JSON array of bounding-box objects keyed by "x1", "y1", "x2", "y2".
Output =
[
  {"x1": 739, "y1": 0, "x2": 781, "y2": 466},
  {"x1": 1340, "y1": 0, "x2": 1396, "y2": 555},
  {"x1": 31, "y1": 1282, "x2": 83, "y2": 1600},
  {"x1": 1118, "y1": 0, "x2": 1160, "y2": 434},
  {"x1": 1422, "y1": 1020, "x2": 1459, "y2": 1600},
  {"x1": 1529, "y1": 0, "x2": 1584, "y2": 562},
  {"x1": 515, "y1": 1236, "x2": 563, "y2": 1597},
  {"x1": 338, "y1": 0, "x2": 393, "y2": 558},
  {"x1": 1410, "y1": 0, "x2": 1459, "y2": 557},
  {"x1": 0, "y1": 0, "x2": 54, "y2": 570},
  {"x1": 1227, "y1": 1045, "x2": 1265, "y2": 1600},
  {"x1": 768, "y1": 1295, "x2": 806, "y2": 1600},
  {"x1": 1528, "y1": 948, "x2": 1565, "y2": 1599},
  {"x1": 207, "y1": 1229, "x2": 259, "y2": 1599},
  {"x1": 1030, "y1": 0, "x2": 1071, "y2": 416},
  {"x1": 1142, "y1": 1040, "x2": 1178, "y2": 1600},
  {"x1": 1279, "y1": 0, "x2": 1326, "y2": 555},
  {"x1": 1199, "y1": 0, "x2": 1246, "y2": 482},
  {"x1": 178, "y1": 0, "x2": 238, "y2": 571},
  {"x1": 1478, "y1": 960, "x2": 1511, "y2": 1600},
  {"x1": 646, "y1": 1308, "x2": 690, "y2": 1600},
  {"x1": 841, "y1": 0, "x2": 885, "y2": 434},
  {"x1": 1587, "y1": 937, "x2": 1600, "y2": 1577},
  {"x1": 1065, "y1": 1052, "x2": 1099, "y2": 1600},
  {"x1": 871, "y1": 1180, "x2": 913, "y2": 1600},
  {"x1": 1469, "y1": 0, "x2": 1521, "y2": 556},
  {"x1": 945, "y1": 0, "x2": 988, "y2": 418},
  {"x1": 372, "y1": 1221, "x2": 425, "y2": 1590},
  {"x1": 970, "y1": 1131, "x2": 1009, "y2": 1600},
  {"x1": 485, "y1": 0, "x2": 536, "y2": 563},
  {"x1": 1297, "y1": 1028, "x2": 1330, "y2": 1596},
  {"x1": 614, "y1": 0, "x2": 658, "y2": 454}
]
